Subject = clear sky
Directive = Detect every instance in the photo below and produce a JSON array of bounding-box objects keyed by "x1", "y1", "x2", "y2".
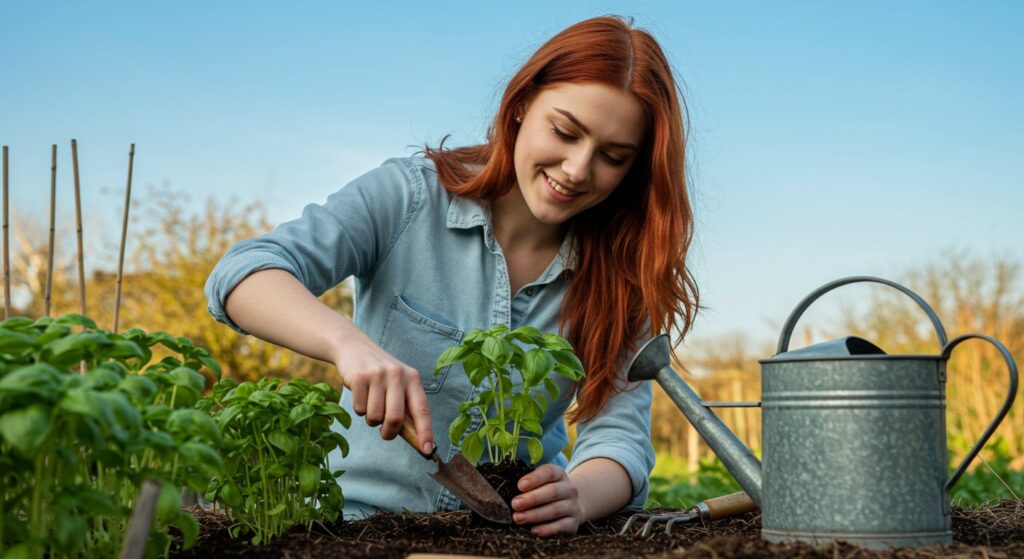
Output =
[{"x1": 3, "y1": 1, "x2": 1022, "y2": 347}]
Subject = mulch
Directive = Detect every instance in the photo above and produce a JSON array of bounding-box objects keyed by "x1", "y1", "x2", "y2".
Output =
[{"x1": 171, "y1": 499, "x2": 1024, "y2": 559}]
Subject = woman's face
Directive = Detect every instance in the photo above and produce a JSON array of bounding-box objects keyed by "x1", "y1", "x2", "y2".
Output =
[{"x1": 512, "y1": 82, "x2": 647, "y2": 227}]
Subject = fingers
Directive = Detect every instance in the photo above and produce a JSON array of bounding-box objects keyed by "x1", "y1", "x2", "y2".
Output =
[
  {"x1": 364, "y1": 374, "x2": 386, "y2": 427},
  {"x1": 404, "y1": 372, "x2": 435, "y2": 454},
  {"x1": 380, "y1": 368, "x2": 407, "y2": 440},
  {"x1": 334, "y1": 341, "x2": 433, "y2": 450},
  {"x1": 529, "y1": 515, "x2": 579, "y2": 537},
  {"x1": 512, "y1": 496, "x2": 580, "y2": 534},
  {"x1": 518, "y1": 464, "x2": 565, "y2": 492},
  {"x1": 511, "y1": 466, "x2": 580, "y2": 533}
]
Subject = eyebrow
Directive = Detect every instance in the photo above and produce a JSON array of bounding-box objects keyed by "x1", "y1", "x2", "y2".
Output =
[{"x1": 553, "y1": 107, "x2": 639, "y2": 151}]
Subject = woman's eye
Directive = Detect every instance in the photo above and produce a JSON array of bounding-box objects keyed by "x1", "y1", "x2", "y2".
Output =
[
  {"x1": 551, "y1": 127, "x2": 576, "y2": 141},
  {"x1": 604, "y1": 154, "x2": 626, "y2": 166}
]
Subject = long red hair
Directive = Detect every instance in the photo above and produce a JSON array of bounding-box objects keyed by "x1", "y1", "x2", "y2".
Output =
[{"x1": 426, "y1": 16, "x2": 698, "y2": 423}]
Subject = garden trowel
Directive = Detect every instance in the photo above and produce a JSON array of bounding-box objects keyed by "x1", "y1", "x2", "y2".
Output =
[{"x1": 399, "y1": 417, "x2": 513, "y2": 524}]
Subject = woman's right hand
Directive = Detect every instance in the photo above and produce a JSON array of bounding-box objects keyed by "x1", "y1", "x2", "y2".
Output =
[{"x1": 331, "y1": 333, "x2": 435, "y2": 455}]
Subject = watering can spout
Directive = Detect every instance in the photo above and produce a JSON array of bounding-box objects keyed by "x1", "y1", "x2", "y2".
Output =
[{"x1": 627, "y1": 334, "x2": 764, "y2": 506}]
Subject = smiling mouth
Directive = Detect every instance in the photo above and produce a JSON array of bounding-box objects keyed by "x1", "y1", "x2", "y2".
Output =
[{"x1": 543, "y1": 172, "x2": 583, "y2": 197}]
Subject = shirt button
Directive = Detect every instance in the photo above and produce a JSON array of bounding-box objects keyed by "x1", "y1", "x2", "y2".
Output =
[{"x1": 525, "y1": 288, "x2": 535, "y2": 296}]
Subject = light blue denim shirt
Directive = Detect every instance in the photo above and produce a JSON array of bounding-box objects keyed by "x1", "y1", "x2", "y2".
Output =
[{"x1": 205, "y1": 156, "x2": 655, "y2": 518}]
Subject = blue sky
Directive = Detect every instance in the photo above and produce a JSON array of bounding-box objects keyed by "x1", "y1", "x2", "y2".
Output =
[{"x1": 3, "y1": 1, "x2": 1022, "y2": 346}]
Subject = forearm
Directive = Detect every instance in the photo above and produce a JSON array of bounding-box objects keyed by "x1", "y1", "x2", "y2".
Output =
[
  {"x1": 223, "y1": 268, "x2": 361, "y2": 364},
  {"x1": 568, "y1": 457, "x2": 633, "y2": 523}
]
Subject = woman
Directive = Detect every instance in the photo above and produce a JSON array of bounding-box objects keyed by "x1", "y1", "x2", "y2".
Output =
[{"x1": 205, "y1": 15, "x2": 697, "y2": 536}]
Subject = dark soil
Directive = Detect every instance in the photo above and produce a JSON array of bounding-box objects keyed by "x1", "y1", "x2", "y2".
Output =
[
  {"x1": 471, "y1": 460, "x2": 534, "y2": 529},
  {"x1": 172, "y1": 499, "x2": 1024, "y2": 558}
]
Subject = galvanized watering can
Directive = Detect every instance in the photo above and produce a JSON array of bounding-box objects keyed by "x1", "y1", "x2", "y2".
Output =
[{"x1": 628, "y1": 276, "x2": 1019, "y2": 549}]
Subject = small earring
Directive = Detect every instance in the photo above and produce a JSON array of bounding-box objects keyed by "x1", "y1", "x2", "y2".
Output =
[{"x1": 515, "y1": 116, "x2": 522, "y2": 123}]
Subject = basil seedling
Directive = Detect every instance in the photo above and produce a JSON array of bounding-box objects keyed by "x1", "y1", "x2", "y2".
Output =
[
  {"x1": 199, "y1": 377, "x2": 350, "y2": 545},
  {"x1": 434, "y1": 325, "x2": 585, "y2": 466},
  {"x1": 0, "y1": 314, "x2": 223, "y2": 559}
]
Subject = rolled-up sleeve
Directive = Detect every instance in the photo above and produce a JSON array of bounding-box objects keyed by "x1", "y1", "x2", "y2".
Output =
[
  {"x1": 204, "y1": 158, "x2": 423, "y2": 333},
  {"x1": 566, "y1": 378, "x2": 656, "y2": 510}
]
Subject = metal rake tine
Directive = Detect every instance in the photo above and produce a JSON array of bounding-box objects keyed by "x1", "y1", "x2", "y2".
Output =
[
  {"x1": 663, "y1": 512, "x2": 699, "y2": 534},
  {"x1": 618, "y1": 514, "x2": 644, "y2": 535},
  {"x1": 640, "y1": 514, "x2": 675, "y2": 537}
]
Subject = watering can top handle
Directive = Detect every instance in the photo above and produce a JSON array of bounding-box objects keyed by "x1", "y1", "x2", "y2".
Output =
[
  {"x1": 943, "y1": 334, "x2": 1019, "y2": 492},
  {"x1": 776, "y1": 276, "x2": 949, "y2": 355}
]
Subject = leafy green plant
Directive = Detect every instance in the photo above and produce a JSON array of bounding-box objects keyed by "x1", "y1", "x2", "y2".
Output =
[
  {"x1": 198, "y1": 377, "x2": 350, "y2": 544},
  {"x1": 645, "y1": 455, "x2": 742, "y2": 509},
  {"x1": 0, "y1": 314, "x2": 223, "y2": 559},
  {"x1": 434, "y1": 325, "x2": 585, "y2": 466},
  {"x1": 950, "y1": 437, "x2": 1023, "y2": 506}
]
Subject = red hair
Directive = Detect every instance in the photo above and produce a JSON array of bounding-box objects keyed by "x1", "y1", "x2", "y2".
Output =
[{"x1": 426, "y1": 16, "x2": 698, "y2": 423}]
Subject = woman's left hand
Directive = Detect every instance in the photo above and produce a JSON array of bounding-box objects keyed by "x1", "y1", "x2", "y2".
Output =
[{"x1": 511, "y1": 464, "x2": 583, "y2": 536}]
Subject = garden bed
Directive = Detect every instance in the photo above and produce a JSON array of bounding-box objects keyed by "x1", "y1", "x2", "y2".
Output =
[{"x1": 173, "y1": 499, "x2": 1024, "y2": 559}]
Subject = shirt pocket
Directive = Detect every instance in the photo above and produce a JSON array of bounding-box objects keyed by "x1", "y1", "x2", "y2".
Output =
[{"x1": 379, "y1": 295, "x2": 464, "y2": 394}]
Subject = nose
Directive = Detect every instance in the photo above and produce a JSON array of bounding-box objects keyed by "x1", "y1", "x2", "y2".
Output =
[{"x1": 561, "y1": 146, "x2": 593, "y2": 186}]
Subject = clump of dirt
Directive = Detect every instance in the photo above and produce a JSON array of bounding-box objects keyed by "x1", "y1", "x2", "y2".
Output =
[
  {"x1": 471, "y1": 459, "x2": 534, "y2": 529},
  {"x1": 172, "y1": 499, "x2": 1024, "y2": 559}
]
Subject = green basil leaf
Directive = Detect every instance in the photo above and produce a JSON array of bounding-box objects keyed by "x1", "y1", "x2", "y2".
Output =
[
  {"x1": 541, "y1": 333, "x2": 573, "y2": 351},
  {"x1": 509, "y1": 325, "x2": 545, "y2": 345},
  {"x1": 521, "y1": 419, "x2": 543, "y2": 435},
  {"x1": 157, "y1": 482, "x2": 183, "y2": 522},
  {"x1": 54, "y1": 509, "x2": 87, "y2": 554},
  {"x1": 435, "y1": 344, "x2": 471, "y2": 373},
  {"x1": 168, "y1": 367, "x2": 206, "y2": 392},
  {"x1": 267, "y1": 502, "x2": 287, "y2": 516},
  {"x1": 118, "y1": 375, "x2": 158, "y2": 403},
  {"x1": 449, "y1": 414, "x2": 472, "y2": 444},
  {"x1": 179, "y1": 441, "x2": 223, "y2": 474},
  {"x1": 543, "y1": 377, "x2": 560, "y2": 400},
  {"x1": 460, "y1": 430, "x2": 484, "y2": 465},
  {"x1": 0, "y1": 363, "x2": 62, "y2": 399},
  {"x1": 0, "y1": 329, "x2": 37, "y2": 353},
  {"x1": 285, "y1": 403, "x2": 314, "y2": 426},
  {"x1": 527, "y1": 438, "x2": 544, "y2": 465},
  {"x1": 268, "y1": 430, "x2": 298, "y2": 455},
  {"x1": 522, "y1": 349, "x2": 555, "y2": 386},
  {"x1": 174, "y1": 511, "x2": 200, "y2": 550},
  {"x1": 0, "y1": 404, "x2": 52, "y2": 455},
  {"x1": 482, "y1": 336, "x2": 515, "y2": 367},
  {"x1": 299, "y1": 464, "x2": 321, "y2": 497}
]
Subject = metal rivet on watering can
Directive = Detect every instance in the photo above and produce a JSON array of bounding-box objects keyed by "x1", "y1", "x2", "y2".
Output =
[{"x1": 628, "y1": 276, "x2": 1018, "y2": 550}]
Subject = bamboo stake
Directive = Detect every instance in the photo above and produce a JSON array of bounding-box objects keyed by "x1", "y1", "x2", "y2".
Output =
[
  {"x1": 71, "y1": 139, "x2": 85, "y2": 317},
  {"x1": 2, "y1": 146, "x2": 9, "y2": 319},
  {"x1": 72, "y1": 139, "x2": 87, "y2": 375},
  {"x1": 45, "y1": 144, "x2": 56, "y2": 317},
  {"x1": 118, "y1": 479, "x2": 162, "y2": 559},
  {"x1": 113, "y1": 144, "x2": 134, "y2": 333}
]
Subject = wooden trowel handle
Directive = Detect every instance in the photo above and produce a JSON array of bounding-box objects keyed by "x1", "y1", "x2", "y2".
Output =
[
  {"x1": 702, "y1": 491, "x2": 758, "y2": 520},
  {"x1": 399, "y1": 416, "x2": 432, "y2": 458}
]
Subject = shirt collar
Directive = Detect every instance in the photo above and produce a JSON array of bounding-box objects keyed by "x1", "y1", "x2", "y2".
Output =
[{"x1": 446, "y1": 195, "x2": 577, "y2": 274}]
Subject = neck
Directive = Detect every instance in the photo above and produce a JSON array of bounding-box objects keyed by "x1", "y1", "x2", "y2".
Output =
[{"x1": 491, "y1": 189, "x2": 565, "y2": 252}]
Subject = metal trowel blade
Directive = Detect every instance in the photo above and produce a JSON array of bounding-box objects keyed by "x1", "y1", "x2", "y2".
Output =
[{"x1": 429, "y1": 453, "x2": 513, "y2": 524}]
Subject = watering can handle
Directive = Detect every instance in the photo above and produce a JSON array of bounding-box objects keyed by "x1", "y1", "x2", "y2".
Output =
[
  {"x1": 776, "y1": 276, "x2": 949, "y2": 355},
  {"x1": 942, "y1": 334, "x2": 1019, "y2": 492}
]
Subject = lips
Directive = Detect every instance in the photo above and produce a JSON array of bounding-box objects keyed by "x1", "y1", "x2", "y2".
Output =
[{"x1": 542, "y1": 171, "x2": 582, "y2": 197}]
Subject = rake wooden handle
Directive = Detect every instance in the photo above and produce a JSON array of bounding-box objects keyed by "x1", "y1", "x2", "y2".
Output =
[{"x1": 702, "y1": 491, "x2": 758, "y2": 520}]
